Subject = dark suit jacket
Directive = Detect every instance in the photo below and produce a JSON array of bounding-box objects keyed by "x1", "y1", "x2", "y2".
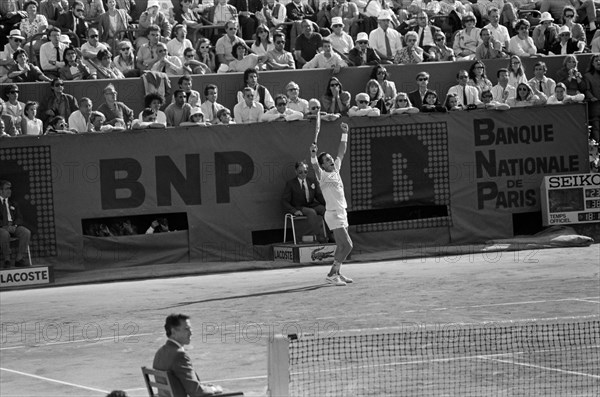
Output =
[
  {"x1": 0, "y1": 198, "x2": 23, "y2": 227},
  {"x1": 348, "y1": 47, "x2": 381, "y2": 66},
  {"x1": 550, "y1": 38, "x2": 581, "y2": 55},
  {"x1": 1, "y1": 114, "x2": 17, "y2": 136},
  {"x1": 282, "y1": 176, "x2": 325, "y2": 214},
  {"x1": 56, "y1": 12, "x2": 88, "y2": 41},
  {"x1": 153, "y1": 340, "x2": 209, "y2": 397},
  {"x1": 230, "y1": 0, "x2": 262, "y2": 13},
  {"x1": 286, "y1": 2, "x2": 315, "y2": 21}
]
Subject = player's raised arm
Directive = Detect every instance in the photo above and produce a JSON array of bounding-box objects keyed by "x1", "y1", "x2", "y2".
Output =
[
  {"x1": 337, "y1": 122, "x2": 349, "y2": 163},
  {"x1": 310, "y1": 143, "x2": 322, "y2": 180}
]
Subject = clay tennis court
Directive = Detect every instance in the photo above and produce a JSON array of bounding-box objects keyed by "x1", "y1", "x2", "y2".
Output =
[{"x1": 1, "y1": 244, "x2": 599, "y2": 396}]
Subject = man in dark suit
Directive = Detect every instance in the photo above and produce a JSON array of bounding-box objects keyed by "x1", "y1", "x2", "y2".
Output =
[
  {"x1": 348, "y1": 32, "x2": 382, "y2": 66},
  {"x1": 153, "y1": 314, "x2": 222, "y2": 397},
  {"x1": 229, "y1": 0, "x2": 262, "y2": 40},
  {"x1": 282, "y1": 160, "x2": 327, "y2": 243},
  {"x1": 56, "y1": 1, "x2": 89, "y2": 42},
  {"x1": 0, "y1": 180, "x2": 31, "y2": 268},
  {"x1": 407, "y1": 71, "x2": 438, "y2": 109}
]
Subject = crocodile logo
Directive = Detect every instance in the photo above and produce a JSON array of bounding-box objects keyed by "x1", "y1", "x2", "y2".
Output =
[{"x1": 311, "y1": 246, "x2": 335, "y2": 261}]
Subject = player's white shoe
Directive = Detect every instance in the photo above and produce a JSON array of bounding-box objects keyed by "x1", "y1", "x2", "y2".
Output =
[
  {"x1": 326, "y1": 275, "x2": 347, "y2": 286},
  {"x1": 338, "y1": 273, "x2": 353, "y2": 283}
]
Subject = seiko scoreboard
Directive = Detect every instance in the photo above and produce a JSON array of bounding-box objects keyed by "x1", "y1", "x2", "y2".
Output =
[{"x1": 541, "y1": 173, "x2": 600, "y2": 225}]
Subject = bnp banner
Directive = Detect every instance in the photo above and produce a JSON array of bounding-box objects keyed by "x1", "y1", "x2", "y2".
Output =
[
  {"x1": 446, "y1": 104, "x2": 589, "y2": 241},
  {"x1": 0, "y1": 104, "x2": 589, "y2": 269}
]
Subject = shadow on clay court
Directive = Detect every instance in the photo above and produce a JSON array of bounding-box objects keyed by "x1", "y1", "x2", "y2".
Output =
[{"x1": 153, "y1": 283, "x2": 330, "y2": 310}]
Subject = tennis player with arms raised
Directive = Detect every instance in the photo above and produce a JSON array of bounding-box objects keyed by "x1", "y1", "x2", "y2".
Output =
[{"x1": 310, "y1": 122, "x2": 354, "y2": 286}]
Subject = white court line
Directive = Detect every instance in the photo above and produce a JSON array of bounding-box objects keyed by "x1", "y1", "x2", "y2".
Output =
[
  {"x1": 0, "y1": 333, "x2": 155, "y2": 351},
  {"x1": 0, "y1": 367, "x2": 108, "y2": 394},
  {"x1": 478, "y1": 355, "x2": 600, "y2": 379},
  {"x1": 315, "y1": 297, "x2": 600, "y2": 319}
]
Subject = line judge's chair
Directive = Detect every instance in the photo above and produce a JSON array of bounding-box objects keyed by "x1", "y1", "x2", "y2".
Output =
[
  {"x1": 141, "y1": 366, "x2": 244, "y2": 397},
  {"x1": 283, "y1": 213, "x2": 327, "y2": 244}
]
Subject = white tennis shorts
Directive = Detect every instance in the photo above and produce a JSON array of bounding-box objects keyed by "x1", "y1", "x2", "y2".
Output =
[{"x1": 325, "y1": 208, "x2": 348, "y2": 230}]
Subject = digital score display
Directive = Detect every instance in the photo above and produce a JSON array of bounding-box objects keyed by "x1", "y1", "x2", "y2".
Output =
[{"x1": 541, "y1": 174, "x2": 600, "y2": 225}]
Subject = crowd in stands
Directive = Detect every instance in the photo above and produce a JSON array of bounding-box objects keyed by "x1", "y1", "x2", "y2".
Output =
[{"x1": 1, "y1": 0, "x2": 600, "y2": 156}]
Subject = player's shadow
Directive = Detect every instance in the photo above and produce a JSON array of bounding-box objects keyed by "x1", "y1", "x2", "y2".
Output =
[{"x1": 156, "y1": 284, "x2": 329, "y2": 309}]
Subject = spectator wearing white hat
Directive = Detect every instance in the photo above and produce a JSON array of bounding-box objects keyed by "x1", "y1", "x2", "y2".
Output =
[
  {"x1": 348, "y1": 92, "x2": 380, "y2": 117},
  {"x1": 329, "y1": 16, "x2": 353, "y2": 56},
  {"x1": 532, "y1": 12, "x2": 559, "y2": 54},
  {"x1": 331, "y1": 0, "x2": 359, "y2": 35},
  {"x1": 0, "y1": 29, "x2": 25, "y2": 81},
  {"x1": 285, "y1": 81, "x2": 309, "y2": 115},
  {"x1": 137, "y1": 0, "x2": 172, "y2": 47},
  {"x1": 180, "y1": 108, "x2": 209, "y2": 126},
  {"x1": 368, "y1": 10, "x2": 402, "y2": 63},
  {"x1": 302, "y1": 37, "x2": 347, "y2": 72},
  {"x1": 348, "y1": 32, "x2": 381, "y2": 66},
  {"x1": 549, "y1": 25, "x2": 585, "y2": 54}
]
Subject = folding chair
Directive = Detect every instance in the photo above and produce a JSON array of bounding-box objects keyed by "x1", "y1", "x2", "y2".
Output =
[
  {"x1": 141, "y1": 366, "x2": 244, "y2": 397},
  {"x1": 283, "y1": 213, "x2": 327, "y2": 244}
]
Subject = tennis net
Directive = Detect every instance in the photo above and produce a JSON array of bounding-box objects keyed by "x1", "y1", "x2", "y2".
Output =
[{"x1": 267, "y1": 318, "x2": 600, "y2": 396}]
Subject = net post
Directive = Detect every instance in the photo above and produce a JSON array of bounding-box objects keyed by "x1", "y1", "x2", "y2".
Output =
[{"x1": 267, "y1": 334, "x2": 289, "y2": 397}]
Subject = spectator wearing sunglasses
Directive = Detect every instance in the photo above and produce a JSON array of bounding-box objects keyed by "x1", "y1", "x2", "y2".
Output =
[
  {"x1": 549, "y1": 25, "x2": 585, "y2": 55},
  {"x1": 348, "y1": 32, "x2": 381, "y2": 66},
  {"x1": 348, "y1": 92, "x2": 381, "y2": 117},
  {"x1": 81, "y1": 27, "x2": 109, "y2": 78},
  {"x1": 113, "y1": 41, "x2": 139, "y2": 77},
  {"x1": 56, "y1": 1, "x2": 88, "y2": 41},
  {"x1": 260, "y1": 94, "x2": 303, "y2": 122},
  {"x1": 428, "y1": 31, "x2": 455, "y2": 62},
  {"x1": 0, "y1": 29, "x2": 25, "y2": 81},
  {"x1": 266, "y1": 31, "x2": 295, "y2": 70},
  {"x1": 233, "y1": 87, "x2": 263, "y2": 124}
]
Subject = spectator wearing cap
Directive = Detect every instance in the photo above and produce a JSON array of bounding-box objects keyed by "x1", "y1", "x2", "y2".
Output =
[
  {"x1": 508, "y1": 19, "x2": 536, "y2": 57},
  {"x1": 266, "y1": 31, "x2": 295, "y2": 70},
  {"x1": 549, "y1": 25, "x2": 585, "y2": 55},
  {"x1": 56, "y1": 0, "x2": 88, "y2": 42},
  {"x1": 200, "y1": 84, "x2": 227, "y2": 124},
  {"x1": 331, "y1": 0, "x2": 358, "y2": 36},
  {"x1": 138, "y1": 0, "x2": 172, "y2": 47},
  {"x1": 285, "y1": 81, "x2": 309, "y2": 115},
  {"x1": 97, "y1": 84, "x2": 134, "y2": 129},
  {"x1": 302, "y1": 37, "x2": 347, "y2": 72},
  {"x1": 98, "y1": 0, "x2": 131, "y2": 49},
  {"x1": 261, "y1": 94, "x2": 304, "y2": 122},
  {"x1": 8, "y1": 48, "x2": 51, "y2": 82},
  {"x1": 329, "y1": 17, "x2": 353, "y2": 57},
  {"x1": 42, "y1": 78, "x2": 78, "y2": 126},
  {"x1": 167, "y1": 24, "x2": 193, "y2": 63},
  {"x1": 165, "y1": 89, "x2": 192, "y2": 127},
  {"x1": 180, "y1": 107, "x2": 209, "y2": 126},
  {"x1": 294, "y1": 19, "x2": 323, "y2": 68},
  {"x1": 81, "y1": 27, "x2": 109, "y2": 78},
  {"x1": 348, "y1": 92, "x2": 381, "y2": 117},
  {"x1": 532, "y1": 12, "x2": 559, "y2": 55},
  {"x1": 368, "y1": 10, "x2": 402, "y2": 63},
  {"x1": 233, "y1": 87, "x2": 264, "y2": 124},
  {"x1": 0, "y1": 30, "x2": 25, "y2": 80},
  {"x1": 363, "y1": 0, "x2": 399, "y2": 27},
  {"x1": 483, "y1": 7, "x2": 510, "y2": 51},
  {"x1": 348, "y1": 32, "x2": 381, "y2": 66}
]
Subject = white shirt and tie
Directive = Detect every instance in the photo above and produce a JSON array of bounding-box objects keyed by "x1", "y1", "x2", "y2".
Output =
[
  {"x1": 447, "y1": 84, "x2": 483, "y2": 107},
  {"x1": 1, "y1": 198, "x2": 12, "y2": 223}
]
